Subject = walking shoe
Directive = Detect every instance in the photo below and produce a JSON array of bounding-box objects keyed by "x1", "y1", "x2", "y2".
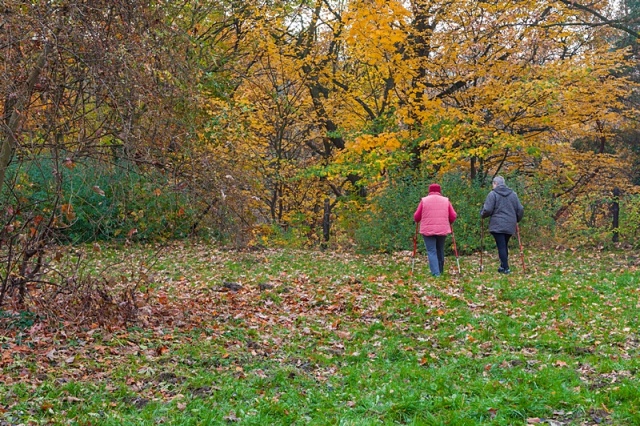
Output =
[{"x1": 498, "y1": 267, "x2": 511, "y2": 274}]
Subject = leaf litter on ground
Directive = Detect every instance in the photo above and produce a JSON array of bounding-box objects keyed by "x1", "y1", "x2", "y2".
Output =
[{"x1": 1, "y1": 242, "x2": 639, "y2": 424}]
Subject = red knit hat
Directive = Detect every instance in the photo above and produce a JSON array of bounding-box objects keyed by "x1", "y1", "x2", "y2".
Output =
[{"x1": 429, "y1": 183, "x2": 441, "y2": 193}]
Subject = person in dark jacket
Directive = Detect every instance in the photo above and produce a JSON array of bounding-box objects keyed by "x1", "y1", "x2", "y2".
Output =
[{"x1": 480, "y1": 176, "x2": 524, "y2": 274}]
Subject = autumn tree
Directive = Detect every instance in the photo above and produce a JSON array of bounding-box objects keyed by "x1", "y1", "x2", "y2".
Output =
[
  {"x1": 339, "y1": 1, "x2": 638, "y2": 234},
  {"x1": 0, "y1": 1, "x2": 199, "y2": 309},
  {"x1": 202, "y1": 1, "x2": 414, "y2": 245}
]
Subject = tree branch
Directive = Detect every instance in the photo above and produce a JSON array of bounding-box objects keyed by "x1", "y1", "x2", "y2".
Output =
[{"x1": 556, "y1": 0, "x2": 640, "y2": 38}]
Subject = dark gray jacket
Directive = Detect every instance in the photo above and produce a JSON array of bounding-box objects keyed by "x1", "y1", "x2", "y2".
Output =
[{"x1": 480, "y1": 184, "x2": 524, "y2": 235}]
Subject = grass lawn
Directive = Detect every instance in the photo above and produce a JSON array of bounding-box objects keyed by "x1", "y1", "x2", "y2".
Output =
[{"x1": 1, "y1": 243, "x2": 639, "y2": 425}]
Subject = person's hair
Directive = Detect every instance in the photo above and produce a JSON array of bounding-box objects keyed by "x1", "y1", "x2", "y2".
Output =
[{"x1": 492, "y1": 176, "x2": 505, "y2": 186}]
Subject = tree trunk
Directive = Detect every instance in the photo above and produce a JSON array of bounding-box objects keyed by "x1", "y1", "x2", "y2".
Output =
[
  {"x1": 321, "y1": 198, "x2": 331, "y2": 250},
  {"x1": 470, "y1": 156, "x2": 476, "y2": 180},
  {"x1": 612, "y1": 187, "x2": 620, "y2": 242}
]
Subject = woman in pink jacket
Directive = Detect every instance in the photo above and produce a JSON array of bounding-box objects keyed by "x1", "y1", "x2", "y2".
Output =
[{"x1": 413, "y1": 183, "x2": 457, "y2": 277}]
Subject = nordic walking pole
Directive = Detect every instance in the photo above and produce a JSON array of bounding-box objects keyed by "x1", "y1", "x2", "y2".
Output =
[
  {"x1": 411, "y1": 222, "x2": 419, "y2": 275},
  {"x1": 516, "y1": 223, "x2": 526, "y2": 273},
  {"x1": 479, "y1": 217, "x2": 484, "y2": 272},
  {"x1": 451, "y1": 225, "x2": 461, "y2": 274}
]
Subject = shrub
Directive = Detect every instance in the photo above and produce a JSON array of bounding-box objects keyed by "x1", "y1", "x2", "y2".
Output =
[
  {"x1": 619, "y1": 194, "x2": 640, "y2": 247},
  {"x1": 351, "y1": 172, "x2": 557, "y2": 254},
  {"x1": 2, "y1": 156, "x2": 204, "y2": 243},
  {"x1": 352, "y1": 174, "x2": 429, "y2": 253}
]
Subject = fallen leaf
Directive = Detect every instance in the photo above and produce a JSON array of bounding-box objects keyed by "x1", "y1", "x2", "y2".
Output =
[
  {"x1": 92, "y1": 185, "x2": 106, "y2": 196},
  {"x1": 336, "y1": 331, "x2": 351, "y2": 340},
  {"x1": 223, "y1": 411, "x2": 240, "y2": 422},
  {"x1": 63, "y1": 158, "x2": 75, "y2": 169}
]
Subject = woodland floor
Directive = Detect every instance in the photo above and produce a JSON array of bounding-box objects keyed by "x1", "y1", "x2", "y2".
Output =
[{"x1": 1, "y1": 243, "x2": 639, "y2": 425}]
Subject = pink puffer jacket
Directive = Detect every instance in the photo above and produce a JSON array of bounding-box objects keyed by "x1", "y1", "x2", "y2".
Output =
[{"x1": 413, "y1": 192, "x2": 457, "y2": 236}]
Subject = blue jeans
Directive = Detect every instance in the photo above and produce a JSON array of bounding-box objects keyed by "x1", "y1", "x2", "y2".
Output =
[
  {"x1": 422, "y1": 235, "x2": 446, "y2": 276},
  {"x1": 491, "y1": 232, "x2": 512, "y2": 270}
]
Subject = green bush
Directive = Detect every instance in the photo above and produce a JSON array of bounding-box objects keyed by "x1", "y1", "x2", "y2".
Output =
[
  {"x1": 352, "y1": 174, "x2": 428, "y2": 253},
  {"x1": 550, "y1": 190, "x2": 640, "y2": 248},
  {"x1": 2, "y1": 156, "x2": 205, "y2": 243},
  {"x1": 619, "y1": 194, "x2": 640, "y2": 247},
  {"x1": 353, "y1": 173, "x2": 487, "y2": 254},
  {"x1": 352, "y1": 172, "x2": 556, "y2": 254}
]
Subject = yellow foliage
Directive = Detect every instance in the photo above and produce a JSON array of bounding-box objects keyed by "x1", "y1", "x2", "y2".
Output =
[
  {"x1": 192, "y1": 0, "x2": 639, "y2": 241},
  {"x1": 347, "y1": 133, "x2": 401, "y2": 154}
]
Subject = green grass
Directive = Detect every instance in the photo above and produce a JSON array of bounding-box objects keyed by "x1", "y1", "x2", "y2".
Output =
[{"x1": 1, "y1": 244, "x2": 639, "y2": 425}]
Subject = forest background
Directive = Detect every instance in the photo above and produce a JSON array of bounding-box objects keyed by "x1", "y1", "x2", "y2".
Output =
[
  {"x1": 2, "y1": 0, "x2": 640, "y2": 308},
  {"x1": 3, "y1": 2, "x2": 640, "y2": 424}
]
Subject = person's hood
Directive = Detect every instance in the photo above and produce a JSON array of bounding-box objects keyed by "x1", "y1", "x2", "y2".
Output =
[{"x1": 493, "y1": 185, "x2": 513, "y2": 197}]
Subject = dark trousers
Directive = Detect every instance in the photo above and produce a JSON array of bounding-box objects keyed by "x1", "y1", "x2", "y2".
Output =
[
  {"x1": 491, "y1": 232, "x2": 512, "y2": 270},
  {"x1": 422, "y1": 235, "x2": 446, "y2": 276}
]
